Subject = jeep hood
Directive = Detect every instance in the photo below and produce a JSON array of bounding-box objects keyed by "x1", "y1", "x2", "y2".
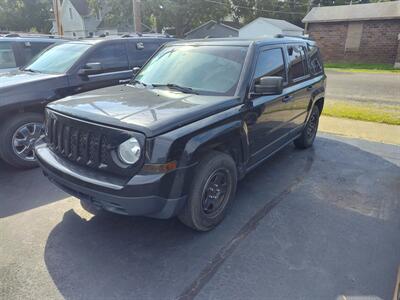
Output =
[{"x1": 48, "y1": 85, "x2": 241, "y2": 137}]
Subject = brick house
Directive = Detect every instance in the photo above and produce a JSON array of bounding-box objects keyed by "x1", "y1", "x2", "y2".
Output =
[{"x1": 302, "y1": 1, "x2": 400, "y2": 67}]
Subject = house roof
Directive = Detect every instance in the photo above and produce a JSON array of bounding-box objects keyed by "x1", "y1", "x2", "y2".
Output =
[
  {"x1": 185, "y1": 20, "x2": 240, "y2": 36},
  {"x1": 70, "y1": 0, "x2": 90, "y2": 16},
  {"x1": 302, "y1": 1, "x2": 400, "y2": 23},
  {"x1": 241, "y1": 17, "x2": 304, "y2": 32},
  {"x1": 221, "y1": 21, "x2": 242, "y2": 30}
]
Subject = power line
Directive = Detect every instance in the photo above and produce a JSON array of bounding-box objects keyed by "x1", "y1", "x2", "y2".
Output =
[{"x1": 204, "y1": 0, "x2": 307, "y2": 14}]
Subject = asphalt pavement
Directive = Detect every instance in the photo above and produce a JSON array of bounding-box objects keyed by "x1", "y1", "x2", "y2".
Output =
[
  {"x1": 326, "y1": 70, "x2": 400, "y2": 105},
  {"x1": 1, "y1": 133, "x2": 399, "y2": 300}
]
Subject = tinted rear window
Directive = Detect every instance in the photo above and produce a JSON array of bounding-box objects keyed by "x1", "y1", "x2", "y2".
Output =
[
  {"x1": 127, "y1": 40, "x2": 164, "y2": 67},
  {"x1": 308, "y1": 45, "x2": 323, "y2": 75},
  {"x1": 287, "y1": 45, "x2": 308, "y2": 82},
  {"x1": 20, "y1": 41, "x2": 54, "y2": 64}
]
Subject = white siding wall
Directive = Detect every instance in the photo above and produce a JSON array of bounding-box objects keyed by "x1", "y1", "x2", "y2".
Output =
[
  {"x1": 61, "y1": 0, "x2": 86, "y2": 37},
  {"x1": 239, "y1": 19, "x2": 281, "y2": 38}
]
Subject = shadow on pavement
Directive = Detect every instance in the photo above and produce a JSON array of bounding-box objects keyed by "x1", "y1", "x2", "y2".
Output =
[
  {"x1": 41, "y1": 136, "x2": 399, "y2": 300},
  {"x1": 0, "y1": 160, "x2": 67, "y2": 218}
]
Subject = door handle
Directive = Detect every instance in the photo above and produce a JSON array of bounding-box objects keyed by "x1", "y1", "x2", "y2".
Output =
[
  {"x1": 306, "y1": 85, "x2": 313, "y2": 91},
  {"x1": 282, "y1": 95, "x2": 293, "y2": 103}
]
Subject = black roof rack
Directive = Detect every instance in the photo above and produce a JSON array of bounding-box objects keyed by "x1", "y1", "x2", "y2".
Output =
[
  {"x1": 120, "y1": 32, "x2": 172, "y2": 38},
  {"x1": 275, "y1": 33, "x2": 311, "y2": 40},
  {"x1": 1, "y1": 33, "x2": 68, "y2": 39},
  {"x1": 4, "y1": 33, "x2": 20, "y2": 37}
]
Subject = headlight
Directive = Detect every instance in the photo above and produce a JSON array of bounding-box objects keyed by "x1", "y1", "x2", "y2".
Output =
[{"x1": 118, "y1": 137, "x2": 141, "y2": 165}]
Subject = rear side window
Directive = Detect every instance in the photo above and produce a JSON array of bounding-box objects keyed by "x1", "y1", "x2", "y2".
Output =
[
  {"x1": 86, "y1": 42, "x2": 128, "y2": 72},
  {"x1": 24, "y1": 42, "x2": 53, "y2": 62},
  {"x1": 287, "y1": 45, "x2": 309, "y2": 82},
  {"x1": 308, "y1": 45, "x2": 323, "y2": 75},
  {"x1": 253, "y1": 48, "x2": 286, "y2": 81},
  {"x1": 0, "y1": 42, "x2": 17, "y2": 69},
  {"x1": 127, "y1": 40, "x2": 163, "y2": 67},
  {"x1": 21, "y1": 41, "x2": 54, "y2": 63}
]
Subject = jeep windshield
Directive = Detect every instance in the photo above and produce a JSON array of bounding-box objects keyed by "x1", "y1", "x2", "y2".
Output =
[
  {"x1": 134, "y1": 45, "x2": 248, "y2": 96},
  {"x1": 23, "y1": 42, "x2": 91, "y2": 74}
]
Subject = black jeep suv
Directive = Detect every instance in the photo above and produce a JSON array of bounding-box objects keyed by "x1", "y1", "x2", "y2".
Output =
[
  {"x1": 0, "y1": 35, "x2": 173, "y2": 168},
  {"x1": 35, "y1": 37, "x2": 326, "y2": 231}
]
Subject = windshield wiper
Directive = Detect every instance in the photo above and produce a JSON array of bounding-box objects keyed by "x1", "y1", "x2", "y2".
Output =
[
  {"x1": 131, "y1": 79, "x2": 147, "y2": 86},
  {"x1": 152, "y1": 83, "x2": 198, "y2": 94},
  {"x1": 23, "y1": 68, "x2": 36, "y2": 73}
]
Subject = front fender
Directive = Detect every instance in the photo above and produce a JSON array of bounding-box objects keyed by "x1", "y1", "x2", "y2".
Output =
[{"x1": 181, "y1": 119, "x2": 249, "y2": 170}]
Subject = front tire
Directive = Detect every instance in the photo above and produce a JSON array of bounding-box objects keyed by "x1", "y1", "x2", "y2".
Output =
[
  {"x1": 294, "y1": 105, "x2": 320, "y2": 149},
  {"x1": 0, "y1": 113, "x2": 44, "y2": 169},
  {"x1": 178, "y1": 151, "x2": 237, "y2": 231}
]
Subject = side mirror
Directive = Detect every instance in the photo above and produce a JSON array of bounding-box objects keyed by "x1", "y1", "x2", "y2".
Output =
[
  {"x1": 254, "y1": 76, "x2": 283, "y2": 95},
  {"x1": 132, "y1": 66, "x2": 141, "y2": 75},
  {"x1": 78, "y1": 62, "x2": 102, "y2": 76}
]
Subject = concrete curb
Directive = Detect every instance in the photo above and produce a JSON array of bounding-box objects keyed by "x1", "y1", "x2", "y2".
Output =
[{"x1": 319, "y1": 116, "x2": 400, "y2": 145}]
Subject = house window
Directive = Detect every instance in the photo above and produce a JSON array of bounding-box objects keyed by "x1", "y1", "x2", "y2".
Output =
[
  {"x1": 69, "y1": 7, "x2": 73, "y2": 20},
  {"x1": 345, "y1": 22, "x2": 363, "y2": 51}
]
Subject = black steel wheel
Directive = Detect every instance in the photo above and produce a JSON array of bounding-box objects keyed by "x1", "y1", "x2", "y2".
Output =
[
  {"x1": 294, "y1": 105, "x2": 320, "y2": 149},
  {"x1": 201, "y1": 168, "x2": 232, "y2": 217},
  {"x1": 178, "y1": 151, "x2": 237, "y2": 231}
]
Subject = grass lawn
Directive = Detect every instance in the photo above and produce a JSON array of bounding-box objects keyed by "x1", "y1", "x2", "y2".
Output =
[
  {"x1": 325, "y1": 63, "x2": 400, "y2": 74},
  {"x1": 323, "y1": 100, "x2": 400, "y2": 125}
]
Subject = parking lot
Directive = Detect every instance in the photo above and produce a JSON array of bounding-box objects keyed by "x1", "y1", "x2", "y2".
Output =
[{"x1": 1, "y1": 132, "x2": 399, "y2": 300}]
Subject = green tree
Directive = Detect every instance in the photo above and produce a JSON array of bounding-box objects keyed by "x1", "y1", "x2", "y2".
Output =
[
  {"x1": 89, "y1": 0, "x2": 230, "y2": 37},
  {"x1": 148, "y1": 0, "x2": 230, "y2": 37},
  {"x1": 230, "y1": 0, "x2": 308, "y2": 27},
  {"x1": 0, "y1": 0, "x2": 52, "y2": 33}
]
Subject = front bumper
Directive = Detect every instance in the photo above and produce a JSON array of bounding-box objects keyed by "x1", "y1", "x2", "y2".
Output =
[{"x1": 35, "y1": 142, "x2": 190, "y2": 219}]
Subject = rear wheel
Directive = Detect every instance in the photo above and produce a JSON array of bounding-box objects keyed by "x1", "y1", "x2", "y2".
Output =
[
  {"x1": 178, "y1": 151, "x2": 237, "y2": 231},
  {"x1": 0, "y1": 113, "x2": 44, "y2": 169},
  {"x1": 294, "y1": 105, "x2": 320, "y2": 149}
]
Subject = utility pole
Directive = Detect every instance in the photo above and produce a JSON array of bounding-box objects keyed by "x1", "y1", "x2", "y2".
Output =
[
  {"x1": 133, "y1": 0, "x2": 142, "y2": 33},
  {"x1": 304, "y1": 0, "x2": 313, "y2": 34},
  {"x1": 52, "y1": 0, "x2": 63, "y2": 36}
]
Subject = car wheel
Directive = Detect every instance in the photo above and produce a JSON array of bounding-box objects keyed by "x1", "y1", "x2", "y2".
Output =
[
  {"x1": 294, "y1": 105, "x2": 320, "y2": 149},
  {"x1": 0, "y1": 113, "x2": 44, "y2": 169},
  {"x1": 178, "y1": 151, "x2": 237, "y2": 231}
]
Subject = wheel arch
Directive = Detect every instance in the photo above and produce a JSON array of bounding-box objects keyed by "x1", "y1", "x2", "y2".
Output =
[
  {"x1": 182, "y1": 120, "x2": 249, "y2": 178},
  {"x1": 314, "y1": 97, "x2": 324, "y2": 114},
  {"x1": 0, "y1": 104, "x2": 45, "y2": 127}
]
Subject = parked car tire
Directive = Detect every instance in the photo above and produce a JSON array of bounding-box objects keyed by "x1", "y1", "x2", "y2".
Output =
[
  {"x1": 178, "y1": 151, "x2": 237, "y2": 231},
  {"x1": 0, "y1": 113, "x2": 44, "y2": 169},
  {"x1": 294, "y1": 105, "x2": 320, "y2": 149}
]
